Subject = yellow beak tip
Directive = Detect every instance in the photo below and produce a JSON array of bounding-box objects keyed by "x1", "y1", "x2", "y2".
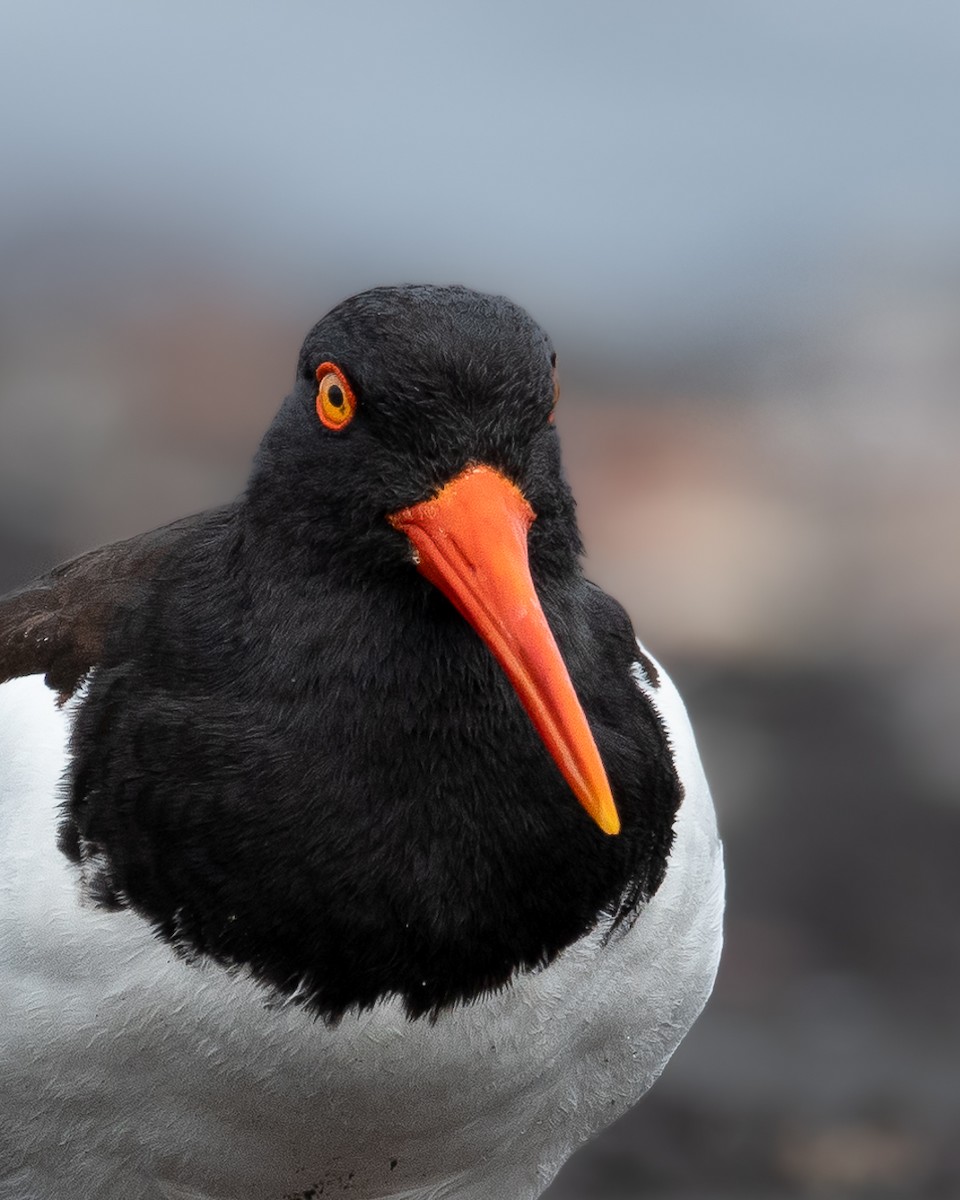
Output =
[
  {"x1": 590, "y1": 797, "x2": 621, "y2": 836},
  {"x1": 599, "y1": 814, "x2": 621, "y2": 837}
]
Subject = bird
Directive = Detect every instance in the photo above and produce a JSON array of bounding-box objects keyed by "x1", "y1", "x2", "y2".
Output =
[{"x1": 0, "y1": 284, "x2": 723, "y2": 1200}]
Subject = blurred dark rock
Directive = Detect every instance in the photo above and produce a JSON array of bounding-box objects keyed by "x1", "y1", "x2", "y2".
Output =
[{"x1": 546, "y1": 662, "x2": 960, "y2": 1199}]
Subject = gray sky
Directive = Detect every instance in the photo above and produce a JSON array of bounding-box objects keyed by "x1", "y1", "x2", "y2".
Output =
[{"x1": 2, "y1": 1, "x2": 959, "y2": 359}]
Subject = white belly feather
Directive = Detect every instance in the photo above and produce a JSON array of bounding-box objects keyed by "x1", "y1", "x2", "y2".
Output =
[{"x1": 0, "y1": 655, "x2": 722, "y2": 1200}]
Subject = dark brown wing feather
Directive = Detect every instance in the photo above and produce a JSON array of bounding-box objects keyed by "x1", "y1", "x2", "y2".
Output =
[{"x1": 0, "y1": 507, "x2": 232, "y2": 700}]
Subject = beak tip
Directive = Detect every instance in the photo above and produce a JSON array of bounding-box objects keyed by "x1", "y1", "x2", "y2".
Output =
[
  {"x1": 583, "y1": 783, "x2": 621, "y2": 836},
  {"x1": 596, "y1": 806, "x2": 622, "y2": 837}
]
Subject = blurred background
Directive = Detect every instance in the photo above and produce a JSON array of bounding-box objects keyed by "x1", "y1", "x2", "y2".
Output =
[{"x1": 2, "y1": 2, "x2": 958, "y2": 1195}]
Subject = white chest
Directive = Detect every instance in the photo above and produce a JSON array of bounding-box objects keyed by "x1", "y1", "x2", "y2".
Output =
[{"x1": 0, "y1": 666, "x2": 723, "y2": 1200}]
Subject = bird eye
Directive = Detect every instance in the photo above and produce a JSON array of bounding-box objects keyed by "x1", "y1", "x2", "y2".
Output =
[{"x1": 315, "y1": 362, "x2": 357, "y2": 431}]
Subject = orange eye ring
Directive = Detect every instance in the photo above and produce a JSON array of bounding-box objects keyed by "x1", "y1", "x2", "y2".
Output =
[{"x1": 316, "y1": 362, "x2": 357, "y2": 431}]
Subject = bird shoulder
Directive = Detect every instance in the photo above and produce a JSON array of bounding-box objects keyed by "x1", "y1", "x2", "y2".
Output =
[{"x1": 0, "y1": 506, "x2": 232, "y2": 700}]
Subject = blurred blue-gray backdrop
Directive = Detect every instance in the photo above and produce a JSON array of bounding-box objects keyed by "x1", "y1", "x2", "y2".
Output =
[{"x1": 2, "y1": 3, "x2": 958, "y2": 1196}]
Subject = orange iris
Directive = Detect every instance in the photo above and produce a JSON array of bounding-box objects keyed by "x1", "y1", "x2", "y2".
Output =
[{"x1": 316, "y1": 362, "x2": 357, "y2": 431}]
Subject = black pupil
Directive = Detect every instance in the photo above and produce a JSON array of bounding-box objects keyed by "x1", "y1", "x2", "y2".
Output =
[{"x1": 327, "y1": 382, "x2": 344, "y2": 407}]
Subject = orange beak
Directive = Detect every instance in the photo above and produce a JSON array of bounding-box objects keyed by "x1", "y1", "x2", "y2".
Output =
[{"x1": 388, "y1": 464, "x2": 620, "y2": 836}]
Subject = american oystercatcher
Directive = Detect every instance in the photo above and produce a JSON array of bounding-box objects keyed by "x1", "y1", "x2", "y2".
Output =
[{"x1": 0, "y1": 285, "x2": 723, "y2": 1200}]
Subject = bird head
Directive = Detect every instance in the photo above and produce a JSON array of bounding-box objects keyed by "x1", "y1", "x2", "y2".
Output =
[{"x1": 247, "y1": 285, "x2": 620, "y2": 836}]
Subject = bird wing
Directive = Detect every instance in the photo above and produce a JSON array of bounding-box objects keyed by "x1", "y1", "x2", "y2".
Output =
[{"x1": 0, "y1": 507, "x2": 231, "y2": 700}]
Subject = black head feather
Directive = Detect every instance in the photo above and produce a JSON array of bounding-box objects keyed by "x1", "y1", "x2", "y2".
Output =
[{"x1": 248, "y1": 285, "x2": 575, "y2": 580}]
